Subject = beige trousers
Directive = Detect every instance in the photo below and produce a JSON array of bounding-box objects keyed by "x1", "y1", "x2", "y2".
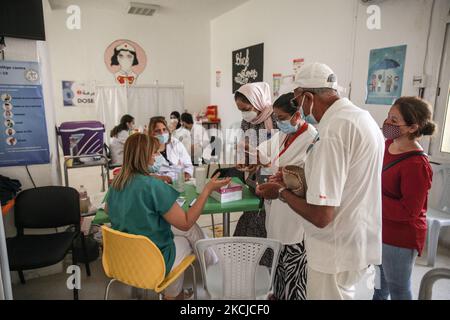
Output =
[{"x1": 306, "y1": 266, "x2": 368, "y2": 300}]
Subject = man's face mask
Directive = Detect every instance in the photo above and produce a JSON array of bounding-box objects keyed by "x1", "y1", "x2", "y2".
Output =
[{"x1": 299, "y1": 95, "x2": 318, "y2": 125}]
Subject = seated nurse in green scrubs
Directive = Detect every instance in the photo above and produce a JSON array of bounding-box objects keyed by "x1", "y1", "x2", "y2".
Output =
[{"x1": 105, "y1": 133, "x2": 231, "y2": 299}]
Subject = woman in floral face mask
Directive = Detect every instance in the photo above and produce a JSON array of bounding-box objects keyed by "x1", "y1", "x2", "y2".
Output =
[{"x1": 374, "y1": 96, "x2": 436, "y2": 300}]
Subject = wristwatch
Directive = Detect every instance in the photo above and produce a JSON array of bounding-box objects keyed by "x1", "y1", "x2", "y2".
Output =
[{"x1": 278, "y1": 187, "x2": 287, "y2": 203}]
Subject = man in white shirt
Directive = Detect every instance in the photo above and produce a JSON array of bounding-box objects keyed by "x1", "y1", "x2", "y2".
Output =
[
  {"x1": 180, "y1": 112, "x2": 210, "y2": 163},
  {"x1": 258, "y1": 63, "x2": 384, "y2": 299}
]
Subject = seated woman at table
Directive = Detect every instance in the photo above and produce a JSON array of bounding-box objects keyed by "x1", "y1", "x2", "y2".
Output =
[
  {"x1": 105, "y1": 133, "x2": 230, "y2": 299},
  {"x1": 110, "y1": 114, "x2": 135, "y2": 165},
  {"x1": 148, "y1": 117, "x2": 194, "y2": 181},
  {"x1": 256, "y1": 92, "x2": 317, "y2": 300}
]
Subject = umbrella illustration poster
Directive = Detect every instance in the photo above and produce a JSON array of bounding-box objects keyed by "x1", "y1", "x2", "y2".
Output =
[{"x1": 366, "y1": 45, "x2": 407, "y2": 105}]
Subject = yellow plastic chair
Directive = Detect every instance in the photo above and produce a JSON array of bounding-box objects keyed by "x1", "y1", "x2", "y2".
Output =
[{"x1": 101, "y1": 226, "x2": 197, "y2": 300}]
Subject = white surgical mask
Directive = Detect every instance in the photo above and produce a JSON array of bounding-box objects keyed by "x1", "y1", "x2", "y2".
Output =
[
  {"x1": 118, "y1": 56, "x2": 133, "y2": 72},
  {"x1": 241, "y1": 110, "x2": 258, "y2": 123}
]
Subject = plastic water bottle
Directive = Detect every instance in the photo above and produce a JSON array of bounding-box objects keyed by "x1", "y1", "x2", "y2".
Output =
[
  {"x1": 174, "y1": 161, "x2": 185, "y2": 193},
  {"x1": 79, "y1": 185, "x2": 91, "y2": 214}
]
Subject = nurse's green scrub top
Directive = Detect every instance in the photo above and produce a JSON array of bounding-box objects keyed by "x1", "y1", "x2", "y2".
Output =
[{"x1": 106, "y1": 174, "x2": 180, "y2": 273}]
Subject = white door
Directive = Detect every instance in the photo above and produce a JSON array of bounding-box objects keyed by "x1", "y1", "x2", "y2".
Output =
[{"x1": 430, "y1": 23, "x2": 450, "y2": 163}]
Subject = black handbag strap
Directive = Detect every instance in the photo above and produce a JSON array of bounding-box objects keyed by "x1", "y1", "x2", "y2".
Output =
[{"x1": 383, "y1": 151, "x2": 427, "y2": 172}]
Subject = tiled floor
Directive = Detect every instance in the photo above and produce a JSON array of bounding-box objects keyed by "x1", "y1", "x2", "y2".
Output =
[{"x1": 10, "y1": 240, "x2": 450, "y2": 300}]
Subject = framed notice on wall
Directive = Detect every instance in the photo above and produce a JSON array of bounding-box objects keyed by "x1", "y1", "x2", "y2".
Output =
[
  {"x1": 62, "y1": 81, "x2": 96, "y2": 107},
  {"x1": 232, "y1": 43, "x2": 264, "y2": 93},
  {"x1": 0, "y1": 60, "x2": 50, "y2": 167}
]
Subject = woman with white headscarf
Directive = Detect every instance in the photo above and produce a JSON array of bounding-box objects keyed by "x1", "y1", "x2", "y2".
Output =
[{"x1": 232, "y1": 82, "x2": 277, "y2": 243}]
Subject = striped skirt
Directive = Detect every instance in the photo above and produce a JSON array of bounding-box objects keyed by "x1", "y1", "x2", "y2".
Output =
[{"x1": 272, "y1": 241, "x2": 307, "y2": 300}]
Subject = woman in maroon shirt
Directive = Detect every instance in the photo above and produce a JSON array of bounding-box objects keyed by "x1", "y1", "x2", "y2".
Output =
[{"x1": 373, "y1": 96, "x2": 435, "y2": 300}]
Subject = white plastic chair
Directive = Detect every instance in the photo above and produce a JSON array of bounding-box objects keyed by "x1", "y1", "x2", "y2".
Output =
[
  {"x1": 426, "y1": 164, "x2": 450, "y2": 266},
  {"x1": 195, "y1": 237, "x2": 282, "y2": 300}
]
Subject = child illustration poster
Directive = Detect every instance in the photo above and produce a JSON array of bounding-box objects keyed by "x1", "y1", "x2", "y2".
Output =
[{"x1": 366, "y1": 45, "x2": 407, "y2": 105}]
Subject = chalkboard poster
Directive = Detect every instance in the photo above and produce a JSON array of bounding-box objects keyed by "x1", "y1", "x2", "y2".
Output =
[{"x1": 232, "y1": 43, "x2": 264, "y2": 93}]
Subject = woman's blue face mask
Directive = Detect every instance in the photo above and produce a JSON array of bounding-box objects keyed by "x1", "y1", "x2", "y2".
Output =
[
  {"x1": 149, "y1": 154, "x2": 166, "y2": 173},
  {"x1": 156, "y1": 133, "x2": 170, "y2": 145},
  {"x1": 276, "y1": 113, "x2": 299, "y2": 134}
]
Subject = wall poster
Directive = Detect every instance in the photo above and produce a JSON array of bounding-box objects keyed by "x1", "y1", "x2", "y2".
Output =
[
  {"x1": 232, "y1": 43, "x2": 264, "y2": 93},
  {"x1": 62, "y1": 80, "x2": 96, "y2": 106},
  {"x1": 104, "y1": 39, "x2": 147, "y2": 86},
  {"x1": 0, "y1": 60, "x2": 50, "y2": 167}
]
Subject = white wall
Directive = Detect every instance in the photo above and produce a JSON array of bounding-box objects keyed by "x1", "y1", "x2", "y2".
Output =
[
  {"x1": 211, "y1": 0, "x2": 450, "y2": 130},
  {"x1": 351, "y1": 0, "x2": 450, "y2": 128},
  {"x1": 43, "y1": 1, "x2": 212, "y2": 125},
  {"x1": 210, "y1": 0, "x2": 357, "y2": 130}
]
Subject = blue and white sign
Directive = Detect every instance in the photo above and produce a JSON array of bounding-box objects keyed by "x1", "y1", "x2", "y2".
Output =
[{"x1": 0, "y1": 60, "x2": 50, "y2": 167}]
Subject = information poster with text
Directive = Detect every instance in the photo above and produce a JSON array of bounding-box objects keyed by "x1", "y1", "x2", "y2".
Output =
[{"x1": 0, "y1": 60, "x2": 50, "y2": 167}]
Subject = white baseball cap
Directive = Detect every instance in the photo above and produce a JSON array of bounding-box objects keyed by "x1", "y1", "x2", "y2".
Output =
[{"x1": 294, "y1": 62, "x2": 338, "y2": 90}]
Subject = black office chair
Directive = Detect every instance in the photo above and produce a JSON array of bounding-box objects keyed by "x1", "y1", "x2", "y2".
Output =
[
  {"x1": 103, "y1": 143, "x2": 122, "y2": 170},
  {"x1": 6, "y1": 186, "x2": 91, "y2": 300}
]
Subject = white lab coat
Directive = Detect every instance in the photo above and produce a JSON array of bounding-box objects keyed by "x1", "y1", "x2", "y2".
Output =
[
  {"x1": 173, "y1": 124, "x2": 210, "y2": 161},
  {"x1": 172, "y1": 127, "x2": 191, "y2": 153},
  {"x1": 158, "y1": 137, "x2": 194, "y2": 181},
  {"x1": 110, "y1": 130, "x2": 129, "y2": 165},
  {"x1": 257, "y1": 125, "x2": 317, "y2": 245}
]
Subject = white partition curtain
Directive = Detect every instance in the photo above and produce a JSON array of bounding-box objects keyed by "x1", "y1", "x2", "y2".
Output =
[{"x1": 95, "y1": 84, "x2": 184, "y2": 143}]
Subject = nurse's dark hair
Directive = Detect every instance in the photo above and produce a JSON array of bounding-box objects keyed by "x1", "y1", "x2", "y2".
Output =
[
  {"x1": 110, "y1": 49, "x2": 139, "y2": 66},
  {"x1": 273, "y1": 92, "x2": 297, "y2": 115},
  {"x1": 234, "y1": 91, "x2": 251, "y2": 104},
  {"x1": 110, "y1": 114, "x2": 134, "y2": 138},
  {"x1": 170, "y1": 111, "x2": 181, "y2": 129},
  {"x1": 181, "y1": 112, "x2": 194, "y2": 125},
  {"x1": 170, "y1": 111, "x2": 180, "y2": 119},
  {"x1": 394, "y1": 96, "x2": 436, "y2": 138}
]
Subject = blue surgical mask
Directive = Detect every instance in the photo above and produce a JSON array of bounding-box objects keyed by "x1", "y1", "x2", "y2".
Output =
[
  {"x1": 276, "y1": 114, "x2": 299, "y2": 134},
  {"x1": 300, "y1": 96, "x2": 318, "y2": 125},
  {"x1": 149, "y1": 154, "x2": 166, "y2": 173},
  {"x1": 157, "y1": 133, "x2": 170, "y2": 145}
]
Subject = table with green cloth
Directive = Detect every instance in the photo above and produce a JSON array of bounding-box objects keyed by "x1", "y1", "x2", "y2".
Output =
[{"x1": 92, "y1": 177, "x2": 262, "y2": 237}]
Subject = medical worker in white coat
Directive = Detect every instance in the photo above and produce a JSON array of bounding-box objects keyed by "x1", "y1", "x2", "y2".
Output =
[
  {"x1": 257, "y1": 93, "x2": 317, "y2": 300},
  {"x1": 148, "y1": 117, "x2": 194, "y2": 182}
]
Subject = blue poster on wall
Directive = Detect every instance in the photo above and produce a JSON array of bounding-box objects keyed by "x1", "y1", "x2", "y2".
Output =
[
  {"x1": 0, "y1": 60, "x2": 50, "y2": 167},
  {"x1": 366, "y1": 45, "x2": 407, "y2": 105}
]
